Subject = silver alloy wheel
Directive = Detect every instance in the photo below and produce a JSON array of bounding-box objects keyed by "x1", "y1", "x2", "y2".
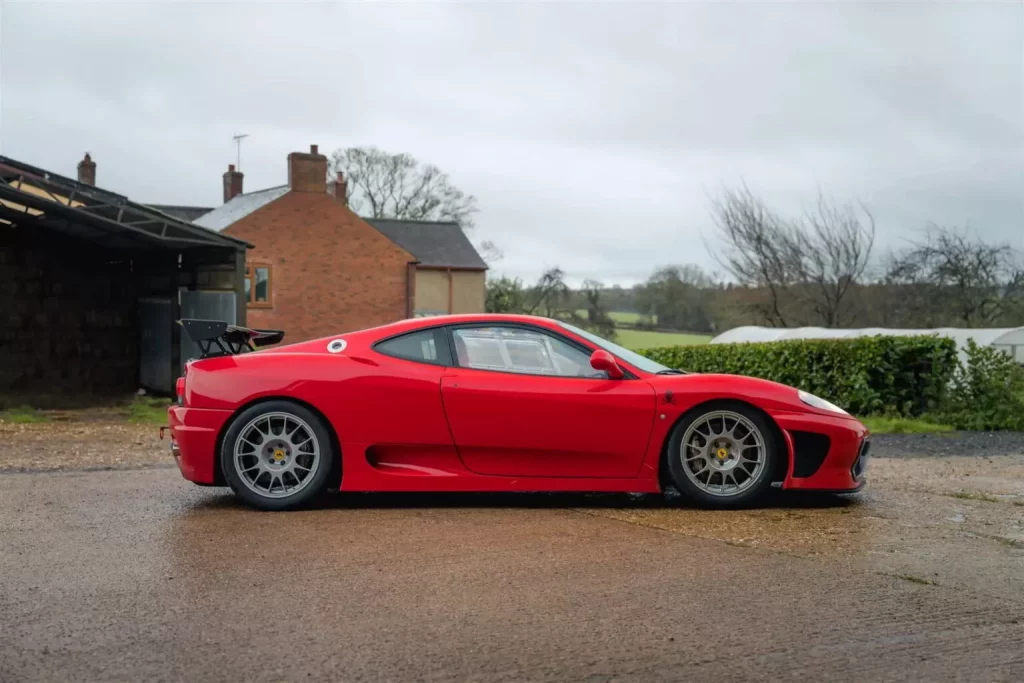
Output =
[
  {"x1": 233, "y1": 412, "x2": 321, "y2": 499},
  {"x1": 680, "y1": 410, "x2": 766, "y2": 497}
]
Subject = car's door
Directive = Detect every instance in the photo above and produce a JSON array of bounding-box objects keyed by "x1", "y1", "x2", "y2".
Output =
[
  {"x1": 355, "y1": 326, "x2": 460, "y2": 468},
  {"x1": 440, "y1": 324, "x2": 657, "y2": 479}
]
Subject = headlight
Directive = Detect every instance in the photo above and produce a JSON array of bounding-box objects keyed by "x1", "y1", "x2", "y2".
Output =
[{"x1": 798, "y1": 390, "x2": 849, "y2": 416}]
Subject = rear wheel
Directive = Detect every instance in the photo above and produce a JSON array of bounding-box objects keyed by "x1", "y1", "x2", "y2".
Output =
[
  {"x1": 220, "y1": 400, "x2": 334, "y2": 511},
  {"x1": 665, "y1": 401, "x2": 778, "y2": 508}
]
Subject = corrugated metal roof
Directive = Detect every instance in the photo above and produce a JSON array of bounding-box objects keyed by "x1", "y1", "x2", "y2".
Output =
[
  {"x1": 147, "y1": 204, "x2": 213, "y2": 223},
  {"x1": 0, "y1": 156, "x2": 250, "y2": 251},
  {"x1": 367, "y1": 219, "x2": 488, "y2": 270},
  {"x1": 193, "y1": 185, "x2": 289, "y2": 232}
]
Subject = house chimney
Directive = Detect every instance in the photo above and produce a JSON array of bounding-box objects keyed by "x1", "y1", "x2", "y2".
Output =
[
  {"x1": 223, "y1": 164, "x2": 244, "y2": 203},
  {"x1": 333, "y1": 171, "x2": 348, "y2": 205},
  {"x1": 287, "y1": 144, "x2": 327, "y2": 193},
  {"x1": 77, "y1": 153, "x2": 96, "y2": 186}
]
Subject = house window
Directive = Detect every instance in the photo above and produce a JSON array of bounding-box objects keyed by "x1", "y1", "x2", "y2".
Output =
[{"x1": 244, "y1": 263, "x2": 272, "y2": 307}]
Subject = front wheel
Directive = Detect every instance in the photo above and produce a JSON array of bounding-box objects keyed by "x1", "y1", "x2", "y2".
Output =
[
  {"x1": 665, "y1": 401, "x2": 778, "y2": 508},
  {"x1": 220, "y1": 400, "x2": 335, "y2": 511}
]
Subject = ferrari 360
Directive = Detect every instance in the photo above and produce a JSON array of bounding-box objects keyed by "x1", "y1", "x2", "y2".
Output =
[{"x1": 167, "y1": 314, "x2": 869, "y2": 510}]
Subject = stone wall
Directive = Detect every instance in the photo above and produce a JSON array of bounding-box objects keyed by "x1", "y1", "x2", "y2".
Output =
[{"x1": 0, "y1": 225, "x2": 139, "y2": 408}]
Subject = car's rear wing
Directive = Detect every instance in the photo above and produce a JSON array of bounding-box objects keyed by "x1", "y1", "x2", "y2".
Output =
[{"x1": 178, "y1": 319, "x2": 285, "y2": 359}]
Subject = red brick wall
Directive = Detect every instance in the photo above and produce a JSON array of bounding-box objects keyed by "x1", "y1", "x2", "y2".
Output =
[
  {"x1": 287, "y1": 149, "x2": 327, "y2": 193},
  {"x1": 222, "y1": 191, "x2": 414, "y2": 342}
]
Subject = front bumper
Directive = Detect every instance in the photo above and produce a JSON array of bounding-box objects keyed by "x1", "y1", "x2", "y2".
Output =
[
  {"x1": 167, "y1": 406, "x2": 233, "y2": 485},
  {"x1": 772, "y1": 411, "x2": 869, "y2": 492}
]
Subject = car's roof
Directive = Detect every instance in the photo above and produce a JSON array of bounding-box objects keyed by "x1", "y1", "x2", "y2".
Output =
[{"x1": 376, "y1": 314, "x2": 563, "y2": 335}]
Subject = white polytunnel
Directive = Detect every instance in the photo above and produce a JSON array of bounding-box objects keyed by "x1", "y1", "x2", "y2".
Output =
[{"x1": 709, "y1": 326, "x2": 1024, "y2": 365}]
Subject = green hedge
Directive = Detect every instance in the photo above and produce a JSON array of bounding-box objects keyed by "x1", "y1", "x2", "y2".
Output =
[
  {"x1": 640, "y1": 335, "x2": 958, "y2": 417},
  {"x1": 935, "y1": 340, "x2": 1024, "y2": 431}
]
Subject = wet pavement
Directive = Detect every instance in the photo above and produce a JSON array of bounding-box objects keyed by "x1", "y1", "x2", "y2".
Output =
[{"x1": 2, "y1": 463, "x2": 1023, "y2": 682}]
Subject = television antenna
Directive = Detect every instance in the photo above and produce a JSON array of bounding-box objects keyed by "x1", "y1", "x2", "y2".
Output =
[{"x1": 232, "y1": 133, "x2": 249, "y2": 170}]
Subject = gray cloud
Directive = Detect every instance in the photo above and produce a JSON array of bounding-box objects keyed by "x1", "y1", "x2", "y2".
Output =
[{"x1": 2, "y1": 0, "x2": 1021, "y2": 286}]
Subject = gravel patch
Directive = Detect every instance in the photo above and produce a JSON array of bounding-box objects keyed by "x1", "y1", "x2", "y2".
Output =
[
  {"x1": 871, "y1": 431, "x2": 1024, "y2": 458},
  {"x1": 0, "y1": 420, "x2": 170, "y2": 472}
]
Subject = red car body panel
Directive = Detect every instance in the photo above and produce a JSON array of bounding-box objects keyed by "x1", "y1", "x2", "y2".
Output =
[
  {"x1": 167, "y1": 314, "x2": 869, "y2": 495},
  {"x1": 168, "y1": 407, "x2": 224, "y2": 484},
  {"x1": 440, "y1": 370, "x2": 656, "y2": 478}
]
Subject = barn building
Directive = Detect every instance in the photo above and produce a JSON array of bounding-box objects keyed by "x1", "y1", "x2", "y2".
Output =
[{"x1": 0, "y1": 155, "x2": 250, "y2": 405}]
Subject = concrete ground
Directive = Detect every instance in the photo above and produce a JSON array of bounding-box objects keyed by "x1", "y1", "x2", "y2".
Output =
[{"x1": 1, "y1": 422, "x2": 1023, "y2": 682}]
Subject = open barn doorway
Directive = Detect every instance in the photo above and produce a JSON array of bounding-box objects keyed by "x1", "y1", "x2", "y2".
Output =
[{"x1": 0, "y1": 155, "x2": 250, "y2": 407}]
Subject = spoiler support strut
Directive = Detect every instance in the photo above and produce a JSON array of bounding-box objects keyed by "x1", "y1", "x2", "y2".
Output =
[{"x1": 178, "y1": 319, "x2": 285, "y2": 360}]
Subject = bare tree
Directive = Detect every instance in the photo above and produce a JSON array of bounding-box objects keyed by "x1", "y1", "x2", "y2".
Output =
[
  {"x1": 709, "y1": 185, "x2": 875, "y2": 327},
  {"x1": 581, "y1": 279, "x2": 603, "y2": 319},
  {"x1": 796, "y1": 194, "x2": 876, "y2": 326},
  {"x1": 330, "y1": 146, "x2": 479, "y2": 229},
  {"x1": 886, "y1": 225, "x2": 1024, "y2": 325},
  {"x1": 709, "y1": 185, "x2": 804, "y2": 326},
  {"x1": 525, "y1": 267, "x2": 571, "y2": 318},
  {"x1": 580, "y1": 279, "x2": 616, "y2": 337},
  {"x1": 475, "y1": 240, "x2": 504, "y2": 264}
]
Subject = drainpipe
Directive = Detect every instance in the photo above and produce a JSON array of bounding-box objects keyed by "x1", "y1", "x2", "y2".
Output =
[
  {"x1": 406, "y1": 263, "x2": 417, "y2": 318},
  {"x1": 235, "y1": 249, "x2": 247, "y2": 327},
  {"x1": 447, "y1": 268, "x2": 453, "y2": 314}
]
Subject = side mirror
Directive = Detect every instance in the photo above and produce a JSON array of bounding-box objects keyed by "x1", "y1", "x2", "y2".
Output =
[{"x1": 590, "y1": 349, "x2": 624, "y2": 379}]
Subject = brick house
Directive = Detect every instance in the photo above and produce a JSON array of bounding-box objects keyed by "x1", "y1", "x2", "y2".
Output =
[{"x1": 173, "y1": 145, "x2": 487, "y2": 342}]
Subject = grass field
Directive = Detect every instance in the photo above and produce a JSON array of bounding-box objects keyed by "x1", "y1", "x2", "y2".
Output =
[
  {"x1": 606, "y1": 311, "x2": 655, "y2": 326},
  {"x1": 0, "y1": 406, "x2": 50, "y2": 424},
  {"x1": 860, "y1": 416, "x2": 955, "y2": 434},
  {"x1": 615, "y1": 329, "x2": 711, "y2": 350},
  {"x1": 125, "y1": 396, "x2": 173, "y2": 424},
  {"x1": 572, "y1": 310, "x2": 710, "y2": 350},
  {"x1": 0, "y1": 396, "x2": 172, "y2": 426},
  {"x1": 575, "y1": 310, "x2": 657, "y2": 326}
]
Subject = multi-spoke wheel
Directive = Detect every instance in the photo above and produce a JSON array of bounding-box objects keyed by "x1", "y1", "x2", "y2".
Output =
[
  {"x1": 665, "y1": 402, "x2": 778, "y2": 507},
  {"x1": 220, "y1": 401, "x2": 335, "y2": 510}
]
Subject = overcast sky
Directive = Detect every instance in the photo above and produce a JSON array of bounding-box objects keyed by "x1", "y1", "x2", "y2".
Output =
[{"x1": 2, "y1": 0, "x2": 1022, "y2": 286}]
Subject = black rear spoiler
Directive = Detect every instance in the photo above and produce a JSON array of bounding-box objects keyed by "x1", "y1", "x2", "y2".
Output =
[{"x1": 178, "y1": 319, "x2": 285, "y2": 359}]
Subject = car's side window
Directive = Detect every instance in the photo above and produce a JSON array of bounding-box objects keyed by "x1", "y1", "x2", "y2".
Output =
[
  {"x1": 375, "y1": 329, "x2": 450, "y2": 365},
  {"x1": 451, "y1": 326, "x2": 605, "y2": 378}
]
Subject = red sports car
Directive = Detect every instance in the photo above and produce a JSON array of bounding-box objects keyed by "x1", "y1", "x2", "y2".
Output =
[{"x1": 167, "y1": 314, "x2": 870, "y2": 511}]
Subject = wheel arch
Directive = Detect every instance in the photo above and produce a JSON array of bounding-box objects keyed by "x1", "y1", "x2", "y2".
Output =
[
  {"x1": 212, "y1": 396, "x2": 342, "y2": 490},
  {"x1": 658, "y1": 398, "x2": 789, "y2": 491}
]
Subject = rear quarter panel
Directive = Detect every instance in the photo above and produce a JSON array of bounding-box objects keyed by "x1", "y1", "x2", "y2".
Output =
[{"x1": 183, "y1": 350, "x2": 454, "y2": 457}]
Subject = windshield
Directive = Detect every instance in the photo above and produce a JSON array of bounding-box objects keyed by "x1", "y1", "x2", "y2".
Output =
[{"x1": 557, "y1": 321, "x2": 671, "y2": 375}]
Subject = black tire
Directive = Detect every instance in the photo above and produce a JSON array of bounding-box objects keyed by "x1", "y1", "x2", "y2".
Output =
[
  {"x1": 665, "y1": 400, "x2": 778, "y2": 509},
  {"x1": 220, "y1": 400, "x2": 335, "y2": 511}
]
